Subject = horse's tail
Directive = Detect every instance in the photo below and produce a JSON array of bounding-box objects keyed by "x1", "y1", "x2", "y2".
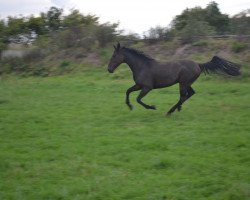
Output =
[{"x1": 199, "y1": 56, "x2": 241, "y2": 76}]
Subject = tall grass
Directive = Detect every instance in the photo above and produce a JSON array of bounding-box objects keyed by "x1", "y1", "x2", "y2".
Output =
[{"x1": 0, "y1": 68, "x2": 249, "y2": 199}]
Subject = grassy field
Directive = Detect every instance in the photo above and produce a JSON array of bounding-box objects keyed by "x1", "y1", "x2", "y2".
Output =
[{"x1": 0, "y1": 67, "x2": 250, "y2": 200}]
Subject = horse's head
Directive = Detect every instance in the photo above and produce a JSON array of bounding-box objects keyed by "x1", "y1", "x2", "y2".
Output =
[{"x1": 108, "y1": 42, "x2": 125, "y2": 73}]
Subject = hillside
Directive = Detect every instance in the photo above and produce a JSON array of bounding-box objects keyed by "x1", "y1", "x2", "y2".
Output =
[
  {"x1": 1, "y1": 3, "x2": 250, "y2": 77},
  {"x1": 1, "y1": 37, "x2": 249, "y2": 78}
]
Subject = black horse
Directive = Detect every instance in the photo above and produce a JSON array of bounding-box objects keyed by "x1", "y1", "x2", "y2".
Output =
[{"x1": 107, "y1": 43, "x2": 240, "y2": 115}]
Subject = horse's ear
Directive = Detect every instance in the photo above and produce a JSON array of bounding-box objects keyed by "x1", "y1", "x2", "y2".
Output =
[{"x1": 117, "y1": 42, "x2": 121, "y2": 49}]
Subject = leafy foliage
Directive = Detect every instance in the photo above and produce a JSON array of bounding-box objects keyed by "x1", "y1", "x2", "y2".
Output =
[
  {"x1": 230, "y1": 9, "x2": 250, "y2": 35},
  {"x1": 231, "y1": 42, "x2": 247, "y2": 53},
  {"x1": 0, "y1": 3, "x2": 250, "y2": 75},
  {"x1": 95, "y1": 23, "x2": 119, "y2": 47},
  {"x1": 0, "y1": 20, "x2": 8, "y2": 53},
  {"x1": 170, "y1": 1, "x2": 230, "y2": 41},
  {"x1": 144, "y1": 26, "x2": 170, "y2": 40},
  {"x1": 205, "y1": 1, "x2": 229, "y2": 34},
  {"x1": 177, "y1": 19, "x2": 215, "y2": 43},
  {"x1": 44, "y1": 7, "x2": 63, "y2": 31}
]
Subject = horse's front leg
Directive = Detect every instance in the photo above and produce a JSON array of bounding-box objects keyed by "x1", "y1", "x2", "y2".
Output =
[
  {"x1": 126, "y1": 84, "x2": 141, "y2": 110},
  {"x1": 136, "y1": 87, "x2": 156, "y2": 110}
]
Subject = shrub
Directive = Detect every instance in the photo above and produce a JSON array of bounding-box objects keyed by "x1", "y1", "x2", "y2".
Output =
[
  {"x1": 177, "y1": 19, "x2": 215, "y2": 44},
  {"x1": 95, "y1": 23, "x2": 118, "y2": 47},
  {"x1": 24, "y1": 48, "x2": 45, "y2": 62},
  {"x1": 192, "y1": 40, "x2": 208, "y2": 47},
  {"x1": 243, "y1": 52, "x2": 250, "y2": 62},
  {"x1": 59, "y1": 60, "x2": 70, "y2": 68},
  {"x1": 231, "y1": 42, "x2": 247, "y2": 53},
  {"x1": 33, "y1": 65, "x2": 49, "y2": 76}
]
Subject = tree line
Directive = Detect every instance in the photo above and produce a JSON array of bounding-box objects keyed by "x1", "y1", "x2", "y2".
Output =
[
  {"x1": 0, "y1": 1, "x2": 250, "y2": 52},
  {"x1": 144, "y1": 2, "x2": 250, "y2": 43},
  {"x1": 0, "y1": 7, "x2": 119, "y2": 54}
]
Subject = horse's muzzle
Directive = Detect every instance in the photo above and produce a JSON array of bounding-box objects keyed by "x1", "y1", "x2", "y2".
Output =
[{"x1": 108, "y1": 68, "x2": 114, "y2": 73}]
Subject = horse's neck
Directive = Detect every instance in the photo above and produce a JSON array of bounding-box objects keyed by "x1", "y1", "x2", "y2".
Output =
[{"x1": 124, "y1": 54, "x2": 145, "y2": 74}]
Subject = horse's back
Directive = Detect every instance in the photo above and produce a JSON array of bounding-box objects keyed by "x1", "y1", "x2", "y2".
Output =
[{"x1": 151, "y1": 60, "x2": 201, "y2": 88}]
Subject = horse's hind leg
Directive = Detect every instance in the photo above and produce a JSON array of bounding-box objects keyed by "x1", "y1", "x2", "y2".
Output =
[
  {"x1": 187, "y1": 86, "x2": 195, "y2": 97},
  {"x1": 136, "y1": 87, "x2": 156, "y2": 110},
  {"x1": 177, "y1": 86, "x2": 195, "y2": 111},
  {"x1": 126, "y1": 85, "x2": 141, "y2": 110},
  {"x1": 167, "y1": 85, "x2": 188, "y2": 115}
]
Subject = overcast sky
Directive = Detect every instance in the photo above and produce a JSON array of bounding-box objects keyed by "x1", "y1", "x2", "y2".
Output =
[{"x1": 0, "y1": 0, "x2": 249, "y2": 34}]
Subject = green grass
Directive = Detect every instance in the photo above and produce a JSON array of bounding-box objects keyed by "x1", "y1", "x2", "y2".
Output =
[{"x1": 0, "y1": 68, "x2": 250, "y2": 200}]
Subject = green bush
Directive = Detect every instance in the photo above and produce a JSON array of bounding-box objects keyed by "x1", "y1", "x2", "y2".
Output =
[
  {"x1": 59, "y1": 60, "x2": 71, "y2": 68},
  {"x1": 95, "y1": 23, "x2": 118, "y2": 47},
  {"x1": 192, "y1": 40, "x2": 208, "y2": 47},
  {"x1": 231, "y1": 42, "x2": 247, "y2": 53},
  {"x1": 1, "y1": 58, "x2": 28, "y2": 73},
  {"x1": 33, "y1": 65, "x2": 49, "y2": 77},
  {"x1": 177, "y1": 19, "x2": 215, "y2": 44},
  {"x1": 0, "y1": 63, "x2": 12, "y2": 74},
  {"x1": 98, "y1": 48, "x2": 112, "y2": 64}
]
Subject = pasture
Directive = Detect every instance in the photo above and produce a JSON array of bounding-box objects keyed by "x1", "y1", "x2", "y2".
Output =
[{"x1": 0, "y1": 67, "x2": 249, "y2": 200}]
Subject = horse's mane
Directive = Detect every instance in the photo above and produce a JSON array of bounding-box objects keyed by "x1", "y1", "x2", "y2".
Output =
[{"x1": 123, "y1": 47, "x2": 155, "y2": 63}]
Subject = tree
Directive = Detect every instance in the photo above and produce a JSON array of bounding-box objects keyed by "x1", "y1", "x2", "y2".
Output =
[
  {"x1": 171, "y1": 2, "x2": 230, "y2": 37},
  {"x1": 143, "y1": 26, "x2": 170, "y2": 40},
  {"x1": 177, "y1": 19, "x2": 215, "y2": 43},
  {"x1": 205, "y1": 1, "x2": 229, "y2": 34},
  {"x1": 59, "y1": 9, "x2": 99, "y2": 48},
  {"x1": 6, "y1": 16, "x2": 28, "y2": 36},
  {"x1": 230, "y1": 9, "x2": 250, "y2": 35},
  {"x1": 172, "y1": 7, "x2": 206, "y2": 31},
  {"x1": 63, "y1": 9, "x2": 98, "y2": 28},
  {"x1": 64, "y1": 9, "x2": 83, "y2": 27},
  {"x1": 27, "y1": 15, "x2": 46, "y2": 35},
  {"x1": 95, "y1": 23, "x2": 119, "y2": 47},
  {"x1": 5, "y1": 16, "x2": 34, "y2": 44},
  {"x1": 0, "y1": 20, "x2": 8, "y2": 58},
  {"x1": 44, "y1": 7, "x2": 63, "y2": 31}
]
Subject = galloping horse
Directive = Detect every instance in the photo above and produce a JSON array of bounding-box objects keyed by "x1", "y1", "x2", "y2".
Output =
[{"x1": 107, "y1": 43, "x2": 240, "y2": 115}]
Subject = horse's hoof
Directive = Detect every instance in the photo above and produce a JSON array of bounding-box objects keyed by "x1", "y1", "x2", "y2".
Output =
[
  {"x1": 127, "y1": 104, "x2": 133, "y2": 110},
  {"x1": 166, "y1": 112, "x2": 172, "y2": 117},
  {"x1": 148, "y1": 105, "x2": 156, "y2": 110},
  {"x1": 177, "y1": 106, "x2": 182, "y2": 112},
  {"x1": 151, "y1": 105, "x2": 156, "y2": 110}
]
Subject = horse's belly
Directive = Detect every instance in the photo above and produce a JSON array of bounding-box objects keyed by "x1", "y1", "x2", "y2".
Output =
[
  {"x1": 151, "y1": 65, "x2": 180, "y2": 89},
  {"x1": 153, "y1": 79, "x2": 178, "y2": 88}
]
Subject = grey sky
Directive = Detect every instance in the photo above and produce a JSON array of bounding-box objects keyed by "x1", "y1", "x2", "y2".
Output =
[{"x1": 0, "y1": 0, "x2": 249, "y2": 34}]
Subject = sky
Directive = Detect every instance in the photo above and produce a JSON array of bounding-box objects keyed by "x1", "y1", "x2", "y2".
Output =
[{"x1": 0, "y1": 0, "x2": 249, "y2": 35}]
